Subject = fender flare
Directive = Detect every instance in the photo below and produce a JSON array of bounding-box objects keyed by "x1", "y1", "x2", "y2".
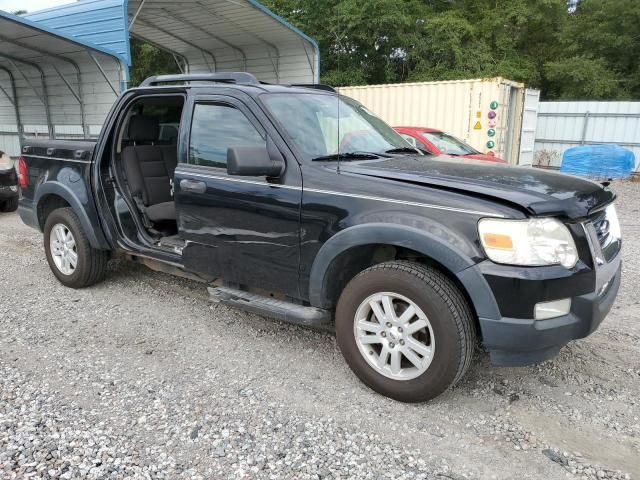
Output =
[
  {"x1": 308, "y1": 223, "x2": 501, "y2": 320},
  {"x1": 34, "y1": 182, "x2": 109, "y2": 250}
]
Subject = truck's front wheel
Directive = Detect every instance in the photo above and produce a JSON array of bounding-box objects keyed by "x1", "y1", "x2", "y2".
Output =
[
  {"x1": 335, "y1": 261, "x2": 475, "y2": 402},
  {"x1": 44, "y1": 208, "x2": 109, "y2": 288}
]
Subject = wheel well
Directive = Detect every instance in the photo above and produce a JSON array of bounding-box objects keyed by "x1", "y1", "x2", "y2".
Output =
[
  {"x1": 37, "y1": 195, "x2": 71, "y2": 230},
  {"x1": 322, "y1": 244, "x2": 481, "y2": 337}
]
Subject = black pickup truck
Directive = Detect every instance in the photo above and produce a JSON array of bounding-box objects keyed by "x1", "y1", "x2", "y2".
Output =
[{"x1": 17, "y1": 73, "x2": 622, "y2": 402}]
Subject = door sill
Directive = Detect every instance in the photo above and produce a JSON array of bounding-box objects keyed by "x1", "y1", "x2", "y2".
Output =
[{"x1": 122, "y1": 250, "x2": 215, "y2": 283}]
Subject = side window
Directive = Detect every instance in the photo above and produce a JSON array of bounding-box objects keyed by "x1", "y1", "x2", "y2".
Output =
[{"x1": 189, "y1": 103, "x2": 265, "y2": 169}]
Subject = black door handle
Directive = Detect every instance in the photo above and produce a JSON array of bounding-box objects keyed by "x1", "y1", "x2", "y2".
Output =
[{"x1": 180, "y1": 179, "x2": 207, "y2": 194}]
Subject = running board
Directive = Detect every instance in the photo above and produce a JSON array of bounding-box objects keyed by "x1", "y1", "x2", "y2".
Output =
[{"x1": 208, "y1": 286, "x2": 334, "y2": 332}]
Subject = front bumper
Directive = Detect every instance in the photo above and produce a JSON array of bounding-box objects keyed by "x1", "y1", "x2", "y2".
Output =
[
  {"x1": 479, "y1": 255, "x2": 621, "y2": 366},
  {"x1": 473, "y1": 217, "x2": 622, "y2": 367},
  {"x1": 0, "y1": 184, "x2": 18, "y2": 200},
  {"x1": 0, "y1": 168, "x2": 18, "y2": 200}
]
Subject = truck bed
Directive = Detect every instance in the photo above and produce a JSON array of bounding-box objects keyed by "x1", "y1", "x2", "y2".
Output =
[{"x1": 21, "y1": 138, "x2": 97, "y2": 162}]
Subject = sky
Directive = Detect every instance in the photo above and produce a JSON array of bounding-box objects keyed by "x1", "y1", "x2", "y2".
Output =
[{"x1": 0, "y1": 0, "x2": 76, "y2": 14}]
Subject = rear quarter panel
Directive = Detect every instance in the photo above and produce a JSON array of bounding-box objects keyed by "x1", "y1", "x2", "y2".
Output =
[{"x1": 19, "y1": 140, "x2": 109, "y2": 249}]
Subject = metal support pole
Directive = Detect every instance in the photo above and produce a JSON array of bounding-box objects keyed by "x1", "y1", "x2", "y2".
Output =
[
  {"x1": 50, "y1": 64, "x2": 82, "y2": 104},
  {"x1": 0, "y1": 83, "x2": 13, "y2": 105},
  {"x1": 0, "y1": 75, "x2": 14, "y2": 107},
  {"x1": 129, "y1": 0, "x2": 147, "y2": 29},
  {"x1": 195, "y1": 0, "x2": 281, "y2": 79},
  {"x1": 88, "y1": 51, "x2": 120, "y2": 96},
  {"x1": 172, "y1": 54, "x2": 185, "y2": 74},
  {"x1": 130, "y1": 32, "x2": 191, "y2": 74},
  {"x1": 136, "y1": 18, "x2": 217, "y2": 72},
  {"x1": 2, "y1": 55, "x2": 53, "y2": 138},
  {"x1": 301, "y1": 40, "x2": 314, "y2": 82},
  {"x1": 157, "y1": 9, "x2": 247, "y2": 70},
  {"x1": 0, "y1": 66, "x2": 22, "y2": 137},
  {"x1": 580, "y1": 111, "x2": 591, "y2": 145},
  {"x1": 200, "y1": 52, "x2": 213, "y2": 73},
  {"x1": 0, "y1": 34, "x2": 88, "y2": 138},
  {"x1": 268, "y1": 50, "x2": 280, "y2": 84},
  {"x1": 76, "y1": 68, "x2": 88, "y2": 136},
  {"x1": 194, "y1": 0, "x2": 281, "y2": 65}
]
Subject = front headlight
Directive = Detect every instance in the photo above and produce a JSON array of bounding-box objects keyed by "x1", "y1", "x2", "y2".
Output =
[{"x1": 478, "y1": 217, "x2": 578, "y2": 268}]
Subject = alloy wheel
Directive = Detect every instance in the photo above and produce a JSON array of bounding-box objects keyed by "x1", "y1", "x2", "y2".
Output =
[
  {"x1": 353, "y1": 292, "x2": 435, "y2": 381},
  {"x1": 49, "y1": 223, "x2": 78, "y2": 276}
]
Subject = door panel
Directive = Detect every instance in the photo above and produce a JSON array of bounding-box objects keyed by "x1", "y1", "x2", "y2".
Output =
[{"x1": 174, "y1": 94, "x2": 302, "y2": 297}]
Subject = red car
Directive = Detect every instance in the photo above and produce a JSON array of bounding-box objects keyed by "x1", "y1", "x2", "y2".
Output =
[{"x1": 394, "y1": 126, "x2": 506, "y2": 163}]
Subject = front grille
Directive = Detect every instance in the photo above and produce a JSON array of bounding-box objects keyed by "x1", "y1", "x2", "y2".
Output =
[
  {"x1": 588, "y1": 206, "x2": 621, "y2": 262},
  {"x1": 590, "y1": 210, "x2": 610, "y2": 247}
]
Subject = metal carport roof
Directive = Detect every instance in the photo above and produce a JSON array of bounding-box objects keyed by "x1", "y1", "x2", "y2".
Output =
[
  {"x1": 26, "y1": 0, "x2": 320, "y2": 85},
  {"x1": 0, "y1": 10, "x2": 127, "y2": 156}
]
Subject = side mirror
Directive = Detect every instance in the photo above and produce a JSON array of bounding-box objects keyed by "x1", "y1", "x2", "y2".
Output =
[{"x1": 227, "y1": 137, "x2": 285, "y2": 177}]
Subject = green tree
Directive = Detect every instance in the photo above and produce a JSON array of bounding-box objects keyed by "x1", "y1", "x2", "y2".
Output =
[
  {"x1": 544, "y1": 57, "x2": 623, "y2": 99},
  {"x1": 127, "y1": 0, "x2": 638, "y2": 99},
  {"x1": 128, "y1": 38, "x2": 180, "y2": 87},
  {"x1": 261, "y1": 0, "x2": 638, "y2": 100},
  {"x1": 556, "y1": 0, "x2": 640, "y2": 98}
]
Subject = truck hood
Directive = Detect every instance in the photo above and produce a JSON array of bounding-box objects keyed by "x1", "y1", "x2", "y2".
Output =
[{"x1": 339, "y1": 156, "x2": 614, "y2": 219}]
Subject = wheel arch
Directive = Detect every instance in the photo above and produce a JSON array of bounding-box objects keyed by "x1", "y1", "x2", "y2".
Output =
[
  {"x1": 308, "y1": 223, "x2": 501, "y2": 321},
  {"x1": 35, "y1": 182, "x2": 109, "y2": 250}
]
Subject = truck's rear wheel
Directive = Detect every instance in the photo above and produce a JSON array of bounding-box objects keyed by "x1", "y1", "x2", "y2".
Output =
[
  {"x1": 0, "y1": 196, "x2": 18, "y2": 212},
  {"x1": 44, "y1": 208, "x2": 109, "y2": 288},
  {"x1": 335, "y1": 261, "x2": 475, "y2": 402}
]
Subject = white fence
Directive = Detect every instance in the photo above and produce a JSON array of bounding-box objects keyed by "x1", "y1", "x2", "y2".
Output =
[{"x1": 534, "y1": 101, "x2": 640, "y2": 172}]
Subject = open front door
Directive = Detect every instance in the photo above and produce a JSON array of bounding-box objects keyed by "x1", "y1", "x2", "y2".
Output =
[{"x1": 174, "y1": 93, "x2": 303, "y2": 298}]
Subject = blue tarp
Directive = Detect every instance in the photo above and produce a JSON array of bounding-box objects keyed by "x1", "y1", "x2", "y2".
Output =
[{"x1": 560, "y1": 144, "x2": 635, "y2": 179}]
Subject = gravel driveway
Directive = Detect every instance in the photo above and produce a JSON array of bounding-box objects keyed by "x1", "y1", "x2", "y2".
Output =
[{"x1": 1, "y1": 182, "x2": 639, "y2": 480}]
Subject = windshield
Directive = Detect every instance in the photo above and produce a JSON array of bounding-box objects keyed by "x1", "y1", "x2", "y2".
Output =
[
  {"x1": 262, "y1": 93, "x2": 410, "y2": 158},
  {"x1": 420, "y1": 132, "x2": 478, "y2": 155}
]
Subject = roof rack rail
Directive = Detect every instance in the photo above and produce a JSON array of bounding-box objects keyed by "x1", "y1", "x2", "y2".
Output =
[
  {"x1": 140, "y1": 72, "x2": 259, "y2": 87},
  {"x1": 291, "y1": 84, "x2": 337, "y2": 93}
]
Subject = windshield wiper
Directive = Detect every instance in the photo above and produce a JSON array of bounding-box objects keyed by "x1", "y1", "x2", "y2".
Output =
[
  {"x1": 385, "y1": 147, "x2": 422, "y2": 155},
  {"x1": 312, "y1": 152, "x2": 380, "y2": 162}
]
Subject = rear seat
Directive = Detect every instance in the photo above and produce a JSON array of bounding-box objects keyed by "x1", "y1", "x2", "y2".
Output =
[{"x1": 122, "y1": 115, "x2": 177, "y2": 222}]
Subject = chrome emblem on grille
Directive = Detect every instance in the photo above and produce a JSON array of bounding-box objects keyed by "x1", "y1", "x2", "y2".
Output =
[{"x1": 596, "y1": 219, "x2": 610, "y2": 237}]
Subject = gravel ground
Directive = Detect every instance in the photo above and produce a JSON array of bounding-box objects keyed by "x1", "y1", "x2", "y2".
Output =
[{"x1": 1, "y1": 181, "x2": 639, "y2": 480}]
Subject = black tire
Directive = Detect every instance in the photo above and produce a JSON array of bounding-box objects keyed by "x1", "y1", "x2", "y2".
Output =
[
  {"x1": 43, "y1": 207, "x2": 109, "y2": 288},
  {"x1": 335, "y1": 261, "x2": 475, "y2": 403},
  {"x1": 0, "y1": 196, "x2": 18, "y2": 212}
]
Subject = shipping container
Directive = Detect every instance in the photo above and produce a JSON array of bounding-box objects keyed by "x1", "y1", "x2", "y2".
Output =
[{"x1": 338, "y1": 78, "x2": 540, "y2": 165}]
